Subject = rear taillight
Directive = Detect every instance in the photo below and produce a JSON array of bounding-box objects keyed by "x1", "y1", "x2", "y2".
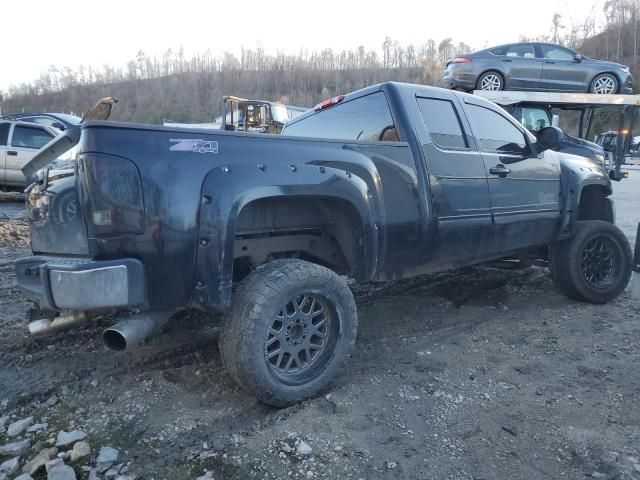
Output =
[
  {"x1": 451, "y1": 56, "x2": 472, "y2": 64},
  {"x1": 81, "y1": 154, "x2": 145, "y2": 236},
  {"x1": 314, "y1": 95, "x2": 345, "y2": 111}
]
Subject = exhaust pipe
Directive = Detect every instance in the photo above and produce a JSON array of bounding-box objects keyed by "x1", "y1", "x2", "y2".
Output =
[
  {"x1": 102, "y1": 311, "x2": 172, "y2": 351},
  {"x1": 28, "y1": 311, "x2": 87, "y2": 336}
]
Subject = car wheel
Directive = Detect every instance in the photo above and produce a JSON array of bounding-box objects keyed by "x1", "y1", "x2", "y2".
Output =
[
  {"x1": 477, "y1": 71, "x2": 504, "y2": 91},
  {"x1": 549, "y1": 221, "x2": 631, "y2": 303},
  {"x1": 219, "y1": 259, "x2": 358, "y2": 407},
  {"x1": 590, "y1": 73, "x2": 619, "y2": 94}
]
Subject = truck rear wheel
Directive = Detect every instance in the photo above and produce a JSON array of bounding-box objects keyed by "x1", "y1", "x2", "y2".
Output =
[
  {"x1": 549, "y1": 221, "x2": 631, "y2": 303},
  {"x1": 219, "y1": 259, "x2": 357, "y2": 407}
]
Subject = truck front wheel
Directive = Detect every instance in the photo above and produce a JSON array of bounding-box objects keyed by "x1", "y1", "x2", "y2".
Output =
[
  {"x1": 219, "y1": 259, "x2": 357, "y2": 407},
  {"x1": 550, "y1": 221, "x2": 632, "y2": 303}
]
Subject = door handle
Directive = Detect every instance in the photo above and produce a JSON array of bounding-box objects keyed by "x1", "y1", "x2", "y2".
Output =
[
  {"x1": 502, "y1": 59, "x2": 512, "y2": 62},
  {"x1": 544, "y1": 61, "x2": 555, "y2": 64},
  {"x1": 490, "y1": 164, "x2": 511, "y2": 178},
  {"x1": 7, "y1": 150, "x2": 17, "y2": 156}
]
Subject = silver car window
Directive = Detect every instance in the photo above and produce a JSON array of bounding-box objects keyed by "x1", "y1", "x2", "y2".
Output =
[{"x1": 506, "y1": 44, "x2": 536, "y2": 58}]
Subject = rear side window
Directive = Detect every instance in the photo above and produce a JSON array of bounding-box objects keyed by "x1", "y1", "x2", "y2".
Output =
[
  {"x1": 466, "y1": 104, "x2": 528, "y2": 154},
  {"x1": 417, "y1": 97, "x2": 467, "y2": 150},
  {"x1": 0, "y1": 123, "x2": 9, "y2": 146},
  {"x1": 284, "y1": 92, "x2": 399, "y2": 142},
  {"x1": 11, "y1": 126, "x2": 53, "y2": 149},
  {"x1": 490, "y1": 47, "x2": 507, "y2": 55},
  {"x1": 506, "y1": 44, "x2": 536, "y2": 58}
]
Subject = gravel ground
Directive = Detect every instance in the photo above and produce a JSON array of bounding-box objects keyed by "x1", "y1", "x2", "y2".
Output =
[{"x1": 0, "y1": 173, "x2": 639, "y2": 480}]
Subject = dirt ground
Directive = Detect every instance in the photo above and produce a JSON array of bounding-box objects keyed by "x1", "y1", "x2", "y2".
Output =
[{"x1": 1, "y1": 171, "x2": 639, "y2": 480}]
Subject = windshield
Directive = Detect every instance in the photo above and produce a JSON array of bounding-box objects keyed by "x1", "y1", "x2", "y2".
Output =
[
  {"x1": 520, "y1": 107, "x2": 551, "y2": 133},
  {"x1": 270, "y1": 105, "x2": 289, "y2": 123}
]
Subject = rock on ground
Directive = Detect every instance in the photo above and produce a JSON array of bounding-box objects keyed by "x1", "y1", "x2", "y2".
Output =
[
  {"x1": 69, "y1": 441, "x2": 90, "y2": 462},
  {"x1": 96, "y1": 446, "x2": 119, "y2": 471},
  {"x1": 55, "y1": 430, "x2": 86, "y2": 447},
  {"x1": 296, "y1": 441, "x2": 313, "y2": 456},
  {"x1": 27, "y1": 422, "x2": 48, "y2": 433},
  {"x1": 0, "y1": 456, "x2": 20, "y2": 475},
  {"x1": 7, "y1": 417, "x2": 33, "y2": 437},
  {"x1": 14, "y1": 474, "x2": 34, "y2": 480},
  {"x1": 0, "y1": 439, "x2": 31, "y2": 457},
  {"x1": 23, "y1": 447, "x2": 58, "y2": 475},
  {"x1": 196, "y1": 472, "x2": 214, "y2": 480},
  {"x1": 46, "y1": 459, "x2": 77, "y2": 480}
]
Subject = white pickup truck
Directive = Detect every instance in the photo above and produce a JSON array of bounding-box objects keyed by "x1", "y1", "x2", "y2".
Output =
[{"x1": 0, "y1": 119, "x2": 60, "y2": 186}]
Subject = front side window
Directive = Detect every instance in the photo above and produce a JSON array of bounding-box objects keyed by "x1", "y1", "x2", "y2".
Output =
[
  {"x1": 11, "y1": 126, "x2": 53, "y2": 149},
  {"x1": 466, "y1": 104, "x2": 529, "y2": 155},
  {"x1": 541, "y1": 45, "x2": 575, "y2": 61},
  {"x1": 506, "y1": 44, "x2": 536, "y2": 58},
  {"x1": 520, "y1": 107, "x2": 551, "y2": 133},
  {"x1": 0, "y1": 123, "x2": 10, "y2": 146},
  {"x1": 284, "y1": 92, "x2": 399, "y2": 142},
  {"x1": 417, "y1": 97, "x2": 467, "y2": 149}
]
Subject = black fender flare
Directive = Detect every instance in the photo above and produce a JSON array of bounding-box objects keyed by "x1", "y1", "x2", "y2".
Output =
[
  {"x1": 192, "y1": 162, "x2": 378, "y2": 311},
  {"x1": 557, "y1": 164, "x2": 612, "y2": 240}
]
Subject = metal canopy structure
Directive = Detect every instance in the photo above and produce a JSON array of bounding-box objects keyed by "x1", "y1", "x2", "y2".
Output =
[{"x1": 474, "y1": 90, "x2": 640, "y2": 181}]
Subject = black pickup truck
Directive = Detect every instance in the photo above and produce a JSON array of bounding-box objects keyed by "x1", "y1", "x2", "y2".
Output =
[{"x1": 16, "y1": 82, "x2": 632, "y2": 406}]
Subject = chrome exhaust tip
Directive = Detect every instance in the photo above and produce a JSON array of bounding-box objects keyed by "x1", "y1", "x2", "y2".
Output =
[{"x1": 102, "y1": 311, "x2": 171, "y2": 351}]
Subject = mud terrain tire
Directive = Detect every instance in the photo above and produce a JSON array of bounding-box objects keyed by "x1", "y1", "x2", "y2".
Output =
[
  {"x1": 550, "y1": 221, "x2": 631, "y2": 303},
  {"x1": 219, "y1": 259, "x2": 357, "y2": 407}
]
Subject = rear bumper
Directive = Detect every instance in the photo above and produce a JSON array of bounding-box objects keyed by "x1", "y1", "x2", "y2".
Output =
[
  {"x1": 15, "y1": 256, "x2": 145, "y2": 311},
  {"x1": 441, "y1": 68, "x2": 477, "y2": 91}
]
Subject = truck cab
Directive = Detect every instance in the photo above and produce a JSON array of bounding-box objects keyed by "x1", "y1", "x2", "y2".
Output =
[{"x1": 0, "y1": 119, "x2": 60, "y2": 187}]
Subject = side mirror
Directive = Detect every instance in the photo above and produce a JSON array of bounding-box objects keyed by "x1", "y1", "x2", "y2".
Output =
[
  {"x1": 574, "y1": 53, "x2": 583, "y2": 63},
  {"x1": 52, "y1": 122, "x2": 66, "y2": 131},
  {"x1": 536, "y1": 126, "x2": 563, "y2": 151}
]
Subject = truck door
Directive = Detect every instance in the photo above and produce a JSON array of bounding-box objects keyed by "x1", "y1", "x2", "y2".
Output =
[
  {"x1": 0, "y1": 123, "x2": 9, "y2": 185},
  {"x1": 463, "y1": 99, "x2": 562, "y2": 250},
  {"x1": 6, "y1": 125, "x2": 54, "y2": 185},
  {"x1": 411, "y1": 89, "x2": 494, "y2": 266}
]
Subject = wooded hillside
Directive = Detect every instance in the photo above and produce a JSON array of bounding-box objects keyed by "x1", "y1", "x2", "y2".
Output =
[{"x1": 1, "y1": 2, "x2": 639, "y2": 126}]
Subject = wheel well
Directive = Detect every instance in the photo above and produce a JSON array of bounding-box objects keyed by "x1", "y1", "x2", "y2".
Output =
[
  {"x1": 232, "y1": 197, "x2": 363, "y2": 282},
  {"x1": 577, "y1": 185, "x2": 614, "y2": 223}
]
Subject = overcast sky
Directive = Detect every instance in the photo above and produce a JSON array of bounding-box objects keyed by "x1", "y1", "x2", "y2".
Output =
[{"x1": 1, "y1": 0, "x2": 605, "y2": 91}]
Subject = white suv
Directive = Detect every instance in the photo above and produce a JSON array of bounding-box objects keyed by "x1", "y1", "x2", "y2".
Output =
[{"x1": 0, "y1": 120, "x2": 60, "y2": 187}]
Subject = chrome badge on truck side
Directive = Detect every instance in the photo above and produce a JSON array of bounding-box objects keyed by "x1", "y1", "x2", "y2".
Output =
[{"x1": 169, "y1": 139, "x2": 219, "y2": 154}]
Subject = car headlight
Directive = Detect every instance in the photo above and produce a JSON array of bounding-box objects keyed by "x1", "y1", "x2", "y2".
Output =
[
  {"x1": 620, "y1": 66, "x2": 630, "y2": 73},
  {"x1": 595, "y1": 154, "x2": 605, "y2": 163}
]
